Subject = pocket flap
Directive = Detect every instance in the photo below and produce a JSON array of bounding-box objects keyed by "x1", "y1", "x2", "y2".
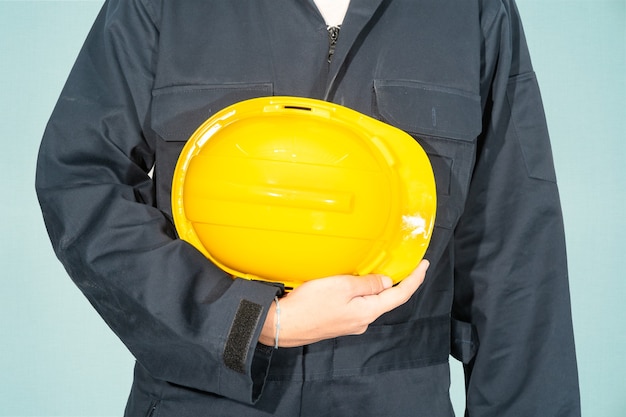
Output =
[
  {"x1": 374, "y1": 79, "x2": 482, "y2": 141},
  {"x1": 151, "y1": 83, "x2": 273, "y2": 142}
]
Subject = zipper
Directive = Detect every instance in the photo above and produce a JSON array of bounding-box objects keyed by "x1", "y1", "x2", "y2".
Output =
[{"x1": 327, "y1": 25, "x2": 341, "y2": 63}]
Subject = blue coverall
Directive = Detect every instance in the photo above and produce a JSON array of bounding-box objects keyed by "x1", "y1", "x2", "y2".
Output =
[{"x1": 36, "y1": 0, "x2": 580, "y2": 415}]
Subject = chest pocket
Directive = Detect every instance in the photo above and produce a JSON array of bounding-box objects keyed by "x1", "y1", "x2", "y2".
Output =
[
  {"x1": 150, "y1": 83, "x2": 273, "y2": 216},
  {"x1": 373, "y1": 79, "x2": 482, "y2": 231}
]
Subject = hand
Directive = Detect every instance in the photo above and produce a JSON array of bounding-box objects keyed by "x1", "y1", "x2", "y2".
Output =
[{"x1": 259, "y1": 259, "x2": 430, "y2": 347}]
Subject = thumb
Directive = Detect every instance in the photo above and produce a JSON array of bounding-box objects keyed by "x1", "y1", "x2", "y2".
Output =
[{"x1": 375, "y1": 259, "x2": 430, "y2": 310}]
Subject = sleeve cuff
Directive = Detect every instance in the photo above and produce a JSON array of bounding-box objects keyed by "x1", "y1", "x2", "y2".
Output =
[{"x1": 217, "y1": 278, "x2": 280, "y2": 404}]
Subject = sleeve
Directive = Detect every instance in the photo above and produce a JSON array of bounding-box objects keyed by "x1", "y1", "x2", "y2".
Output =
[
  {"x1": 35, "y1": 0, "x2": 279, "y2": 405},
  {"x1": 451, "y1": 1, "x2": 581, "y2": 416}
]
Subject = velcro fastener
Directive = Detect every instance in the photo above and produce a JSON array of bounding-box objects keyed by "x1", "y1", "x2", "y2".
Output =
[{"x1": 223, "y1": 299, "x2": 263, "y2": 373}]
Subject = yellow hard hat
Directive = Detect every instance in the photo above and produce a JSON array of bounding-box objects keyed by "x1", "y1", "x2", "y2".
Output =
[{"x1": 172, "y1": 96, "x2": 436, "y2": 290}]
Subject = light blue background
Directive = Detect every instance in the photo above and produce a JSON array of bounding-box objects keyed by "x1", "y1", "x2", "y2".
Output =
[{"x1": 1, "y1": 0, "x2": 624, "y2": 416}]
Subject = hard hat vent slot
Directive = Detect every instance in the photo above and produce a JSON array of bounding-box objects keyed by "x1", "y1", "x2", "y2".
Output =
[{"x1": 283, "y1": 105, "x2": 312, "y2": 111}]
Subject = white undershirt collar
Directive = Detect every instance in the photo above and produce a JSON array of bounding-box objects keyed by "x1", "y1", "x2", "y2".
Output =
[{"x1": 313, "y1": 0, "x2": 351, "y2": 27}]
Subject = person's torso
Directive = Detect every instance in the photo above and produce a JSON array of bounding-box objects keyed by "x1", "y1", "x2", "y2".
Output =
[{"x1": 141, "y1": 2, "x2": 486, "y2": 415}]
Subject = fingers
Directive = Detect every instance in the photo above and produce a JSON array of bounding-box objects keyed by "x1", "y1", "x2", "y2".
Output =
[
  {"x1": 346, "y1": 273, "x2": 394, "y2": 296},
  {"x1": 364, "y1": 259, "x2": 430, "y2": 314}
]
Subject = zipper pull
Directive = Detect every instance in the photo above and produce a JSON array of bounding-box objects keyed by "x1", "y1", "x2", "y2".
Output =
[{"x1": 327, "y1": 25, "x2": 340, "y2": 63}]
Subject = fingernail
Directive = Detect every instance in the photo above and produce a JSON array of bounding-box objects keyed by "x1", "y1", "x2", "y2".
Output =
[{"x1": 382, "y1": 276, "x2": 393, "y2": 289}]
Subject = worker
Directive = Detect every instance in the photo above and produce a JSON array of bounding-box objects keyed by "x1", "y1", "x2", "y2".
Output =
[{"x1": 36, "y1": 0, "x2": 581, "y2": 416}]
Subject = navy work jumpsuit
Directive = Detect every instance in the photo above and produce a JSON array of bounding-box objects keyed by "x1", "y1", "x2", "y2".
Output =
[{"x1": 36, "y1": 0, "x2": 581, "y2": 415}]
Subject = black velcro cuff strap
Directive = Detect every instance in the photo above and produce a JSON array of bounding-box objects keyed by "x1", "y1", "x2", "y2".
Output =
[{"x1": 223, "y1": 299, "x2": 263, "y2": 373}]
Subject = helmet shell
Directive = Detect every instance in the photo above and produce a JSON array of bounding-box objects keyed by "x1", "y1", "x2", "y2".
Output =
[{"x1": 172, "y1": 96, "x2": 436, "y2": 290}]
